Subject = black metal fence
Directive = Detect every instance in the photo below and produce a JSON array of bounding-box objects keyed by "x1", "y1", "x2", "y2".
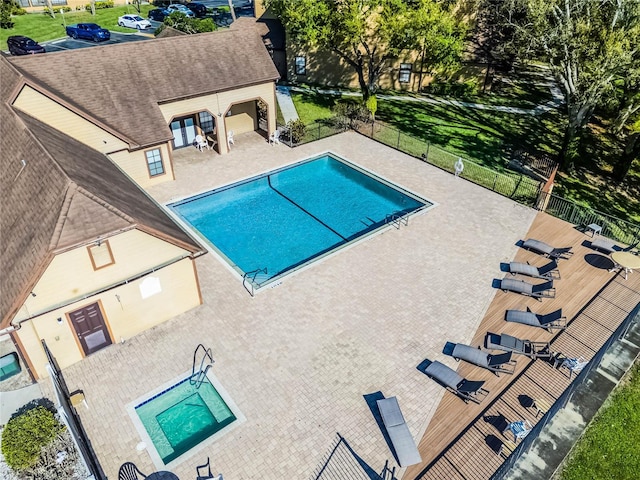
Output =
[
  {"x1": 535, "y1": 191, "x2": 640, "y2": 244},
  {"x1": 490, "y1": 300, "x2": 640, "y2": 480},
  {"x1": 42, "y1": 340, "x2": 106, "y2": 480}
]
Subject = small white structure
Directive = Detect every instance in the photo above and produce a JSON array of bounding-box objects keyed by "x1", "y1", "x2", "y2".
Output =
[{"x1": 454, "y1": 157, "x2": 464, "y2": 177}]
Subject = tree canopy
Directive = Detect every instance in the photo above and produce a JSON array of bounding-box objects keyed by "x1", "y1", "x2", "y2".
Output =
[
  {"x1": 503, "y1": 0, "x2": 640, "y2": 168},
  {"x1": 267, "y1": 0, "x2": 466, "y2": 99}
]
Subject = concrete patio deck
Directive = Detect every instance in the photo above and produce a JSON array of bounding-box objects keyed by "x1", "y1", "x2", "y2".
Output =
[{"x1": 38, "y1": 131, "x2": 540, "y2": 479}]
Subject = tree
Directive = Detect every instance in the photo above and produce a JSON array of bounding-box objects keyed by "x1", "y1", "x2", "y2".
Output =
[
  {"x1": 504, "y1": 0, "x2": 640, "y2": 168},
  {"x1": 1, "y1": 0, "x2": 16, "y2": 28},
  {"x1": 611, "y1": 65, "x2": 640, "y2": 134},
  {"x1": 613, "y1": 119, "x2": 640, "y2": 181},
  {"x1": 164, "y1": 12, "x2": 216, "y2": 34},
  {"x1": 267, "y1": 0, "x2": 465, "y2": 100}
]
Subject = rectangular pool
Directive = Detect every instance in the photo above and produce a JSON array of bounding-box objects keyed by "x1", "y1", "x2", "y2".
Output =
[
  {"x1": 169, "y1": 153, "x2": 433, "y2": 289},
  {"x1": 134, "y1": 376, "x2": 237, "y2": 465}
]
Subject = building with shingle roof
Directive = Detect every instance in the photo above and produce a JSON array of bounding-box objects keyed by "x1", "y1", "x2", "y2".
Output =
[{"x1": 0, "y1": 29, "x2": 278, "y2": 379}]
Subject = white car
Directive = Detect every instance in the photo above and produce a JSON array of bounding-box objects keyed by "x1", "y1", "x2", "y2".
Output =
[
  {"x1": 166, "y1": 4, "x2": 195, "y2": 17},
  {"x1": 118, "y1": 14, "x2": 153, "y2": 30}
]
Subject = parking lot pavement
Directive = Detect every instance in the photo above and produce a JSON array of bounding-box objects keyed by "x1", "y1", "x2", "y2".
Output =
[{"x1": 42, "y1": 31, "x2": 154, "y2": 53}]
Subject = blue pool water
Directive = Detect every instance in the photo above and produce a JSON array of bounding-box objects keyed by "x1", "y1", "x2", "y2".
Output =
[
  {"x1": 169, "y1": 154, "x2": 431, "y2": 286},
  {"x1": 135, "y1": 377, "x2": 236, "y2": 464}
]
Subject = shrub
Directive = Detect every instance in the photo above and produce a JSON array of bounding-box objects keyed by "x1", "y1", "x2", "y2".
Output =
[
  {"x1": 0, "y1": 0, "x2": 14, "y2": 29},
  {"x1": 1, "y1": 406, "x2": 65, "y2": 471},
  {"x1": 85, "y1": 1, "x2": 114, "y2": 11},
  {"x1": 52, "y1": 6, "x2": 72, "y2": 13},
  {"x1": 333, "y1": 100, "x2": 370, "y2": 128},
  {"x1": 286, "y1": 119, "x2": 307, "y2": 143}
]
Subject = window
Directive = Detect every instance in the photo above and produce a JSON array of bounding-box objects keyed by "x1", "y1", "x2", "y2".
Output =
[
  {"x1": 145, "y1": 148, "x2": 165, "y2": 177},
  {"x1": 87, "y1": 241, "x2": 115, "y2": 270},
  {"x1": 295, "y1": 56, "x2": 306, "y2": 75},
  {"x1": 17, "y1": 0, "x2": 30, "y2": 6},
  {"x1": 198, "y1": 111, "x2": 215, "y2": 134},
  {"x1": 399, "y1": 63, "x2": 412, "y2": 83}
]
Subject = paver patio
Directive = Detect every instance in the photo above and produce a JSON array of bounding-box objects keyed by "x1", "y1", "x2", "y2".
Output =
[{"x1": 39, "y1": 132, "x2": 538, "y2": 479}]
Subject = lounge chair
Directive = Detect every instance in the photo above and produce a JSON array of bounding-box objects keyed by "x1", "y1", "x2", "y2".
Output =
[
  {"x1": 422, "y1": 360, "x2": 489, "y2": 404},
  {"x1": 444, "y1": 342, "x2": 516, "y2": 376},
  {"x1": 376, "y1": 397, "x2": 422, "y2": 467},
  {"x1": 590, "y1": 237, "x2": 618, "y2": 254},
  {"x1": 522, "y1": 239, "x2": 573, "y2": 259},
  {"x1": 500, "y1": 278, "x2": 556, "y2": 300},
  {"x1": 505, "y1": 306, "x2": 567, "y2": 331},
  {"x1": 484, "y1": 332, "x2": 551, "y2": 359},
  {"x1": 194, "y1": 134, "x2": 210, "y2": 151},
  {"x1": 508, "y1": 260, "x2": 560, "y2": 279}
]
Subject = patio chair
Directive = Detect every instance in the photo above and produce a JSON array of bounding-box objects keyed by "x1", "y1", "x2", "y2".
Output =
[
  {"x1": 484, "y1": 332, "x2": 552, "y2": 359},
  {"x1": 590, "y1": 237, "x2": 618, "y2": 255},
  {"x1": 376, "y1": 396, "x2": 422, "y2": 467},
  {"x1": 505, "y1": 306, "x2": 567, "y2": 332},
  {"x1": 500, "y1": 278, "x2": 556, "y2": 301},
  {"x1": 118, "y1": 462, "x2": 147, "y2": 480},
  {"x1": 522, "y1": 239, "x2": 573, "y2": 260},
  {"x1": 444, "y1": 342, "x2": 516, "y2": 376},
  {"x1": 560, "y1": 356, "x2": 588, "y2": 379},
  {"x1": 269, "y1": 129, "x2": 281, "y2": 145},
  {"x1": 194, "y1": 135, "x2": 209, "y2": 151},
  {"x1": 196, "y1": 457, "x2": 218, "y2": 480},
  {"x1": 422, "y1": 360, "x2": 489, "y2": 404},
  {"x1": 508, "y1": 259, "x2": 560, "y2": 280},
  {"x1": 227, "y1": 130, "x2": 234, "y2": 147},
  {"x1": 503, "y1": 419, "x2": 532, "y2": 442}
]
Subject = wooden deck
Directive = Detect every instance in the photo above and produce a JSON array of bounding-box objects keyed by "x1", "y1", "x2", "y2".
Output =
[{"x1": 404, "y1": 212, "x2": 640, "y2": 480}]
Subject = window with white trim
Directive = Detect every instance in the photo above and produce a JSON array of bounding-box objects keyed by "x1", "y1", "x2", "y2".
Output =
[
  {"x1": 399, "y1": 63, "x2": 412, "y2": 83},
  {"x1": 295, "y1": 56, "x2": 307, "y2": 75},
  {"x1": 145, "y1": 148, "x2": 165, "y2": 177}
]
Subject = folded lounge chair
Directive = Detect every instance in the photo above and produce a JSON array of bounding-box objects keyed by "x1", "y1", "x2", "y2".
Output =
[
  {"x1": 444, "y1": 342, "x2": 516, "y2": 376},
  {"x1": 500, "y1": 278, "x2": 556, "y2": 300},
  {"x1": 422, "y1": 360, "x2": 489, "y2": 404},
  {"x1": 376, "y1": 397, "x2": 422, "y2": 467},
  {"x1": 505, "y1": 306, "x2": 567, "y2": 331},
  {"x1": 590, "y1": 238, "x2": 638, "y2": 255},
  {"x1": 522, "y1": 239, "x2": 573, "y2": 260},
  {"x1": 508, "y1": 260, "x2": 560, "y2": 280},
  {"x1": 484, "y1": 332, "x2": 551, "y2": 359}
]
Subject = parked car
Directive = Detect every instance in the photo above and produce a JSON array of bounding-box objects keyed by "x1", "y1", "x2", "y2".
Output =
[
  {"x1": 7, "y1": 36, "x2": 45, "y2": 55},
  {"x1": 65, "y1": 23, "x2": 111, "y2": 42},
  {"x1": 118, "y1": 14, "x2": 153, "y2": 30},
  {"x1": 148, "y1": 8, "x2": 170, "y2": 22},
  {"x1": 166, "y1": 4, "x2": 195, "y2": 17},
  {"x1": 185, "y1": 2, "x2": 207, "y2": 17}
]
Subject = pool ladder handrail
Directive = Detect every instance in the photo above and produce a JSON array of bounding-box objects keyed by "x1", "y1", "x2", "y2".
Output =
[
  {"x1": 243, "y1": 267, "x2": 268, "y2": 297},
  {"x1": 385, "y1": 212, "x2": 409, "y2": 229},
  {"x1": 190, "y1": 344, "x2": 214, "y2": 389}
]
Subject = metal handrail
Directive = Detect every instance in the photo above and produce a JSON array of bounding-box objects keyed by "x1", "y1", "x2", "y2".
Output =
[
  {"x1": 385, "y1": 212, "x2": 409, "y2": 229},
  {"x1": 190, "y1": 343, "x2": 214, "y2": 389},
  {"x1": 243, "y1": 267, "x2": 268, "y2": 297}
]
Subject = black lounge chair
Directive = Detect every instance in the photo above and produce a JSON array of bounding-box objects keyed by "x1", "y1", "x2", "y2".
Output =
[
  {"x1": 508, "y1": 260, "x2": 560, "y2": 279},
  {"x1": 484, "y1": 332, "x2": 551, "y2": 359},
  {"x1": 376, "y1": 396, "x2": 422, "y2": 467},
  {"x1": 118, "y1": 462, "x2": 147, "y2": 480},
  {"x1": 522, "y1": 239, "x2": 573, "y2": 259},
  {"x1": 444, "y1": 342, "x2": 516, "y2": 376},
  {"x1": 500, "y1": 278, "x2": 556, "y2": 300},
  {"x1": 422, "y1": 360, "x2": 489, "y2": 404},
  {"x1": 505, "y1": 306, "x2": 567, "y2": 332}
]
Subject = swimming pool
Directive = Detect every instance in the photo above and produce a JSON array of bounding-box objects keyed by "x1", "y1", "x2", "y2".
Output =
[
  {"x1": 169, "y1": 153, "x2": 433, "y2": 289},
  {"x1": 132, "y1": 374, "x2": 241, "y2": 466}
]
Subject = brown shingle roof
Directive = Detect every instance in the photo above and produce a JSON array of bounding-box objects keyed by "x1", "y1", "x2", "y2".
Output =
[
  {"x1": 1, "y1": 57, "x2": 204, "y2": 328},
  {"x1": 8, "y1": 29, "x2": 280, "y2": 149}
]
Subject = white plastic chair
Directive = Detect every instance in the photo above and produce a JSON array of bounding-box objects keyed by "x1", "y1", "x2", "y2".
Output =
[
  {"x1": 194, "y1": 135, "x2": 209, "y2": 151},
  {"x1": 227, "y1": 130, "x2": 234, "y2": 147},
  {"x1": 503, "y1": 419, "x2": 531, "y2": 442},
  {"x1": 269, "y1": 129, "x2": 280, "y2": 146}
]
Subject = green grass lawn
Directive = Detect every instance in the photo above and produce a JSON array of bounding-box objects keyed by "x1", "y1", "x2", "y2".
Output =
[
  {"x1": 1, "y1": 5, "x2": 155, "y2": 49},
  {"x1": 558, "y1": 362, "x2": 640, "y2": 480}
]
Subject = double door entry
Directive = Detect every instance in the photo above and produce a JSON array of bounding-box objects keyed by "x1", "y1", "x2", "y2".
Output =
[{"x1": 170, "y1": 116, "x2": 197, "y2": 149}]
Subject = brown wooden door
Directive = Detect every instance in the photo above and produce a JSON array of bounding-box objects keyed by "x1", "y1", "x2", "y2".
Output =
[{"x1": 68, "y1": 303, "x2": 112, "y2": 355}]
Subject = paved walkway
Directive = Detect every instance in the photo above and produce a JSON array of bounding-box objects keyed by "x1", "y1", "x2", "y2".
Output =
[{"x1": 275, "y1": 85, "x2": 299, "y2": 123}]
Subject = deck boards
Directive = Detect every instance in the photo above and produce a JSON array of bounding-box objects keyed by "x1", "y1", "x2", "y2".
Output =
[{"x1": 405, "y1": 212, "x2": 640, "y2": 480}]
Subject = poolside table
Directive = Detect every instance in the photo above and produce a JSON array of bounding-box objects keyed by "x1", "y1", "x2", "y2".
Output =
[
  {"x1": 611, "y1": 251, "x2": 640, "y2": 280},
  {"x1": 147, "y1": 471, "x2": 179, "y2": 480},
  {"x1": 585, "y1": 223, "x2": 602, "y2": 237}
]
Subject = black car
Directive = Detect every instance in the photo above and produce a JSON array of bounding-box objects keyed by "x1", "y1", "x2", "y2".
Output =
[
  {"x1": 148, "y1": 8, "x2": 170, "y2": 22},
  {"x1": 186, "y1": 2, "x2": 208, "y2": 17},
  {"x1": 7, "y1": 36, "x2": 45, "y2": 56}
]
